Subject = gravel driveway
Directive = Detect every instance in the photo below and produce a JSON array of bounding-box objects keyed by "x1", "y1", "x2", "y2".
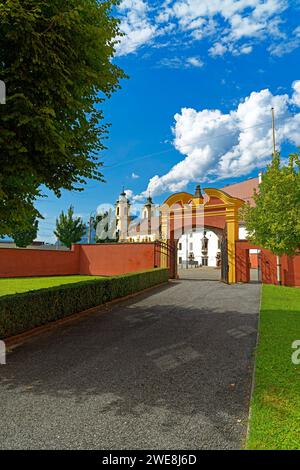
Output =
[{"x1": 0, "y1": 276, "x2": 260, "y2": 449}]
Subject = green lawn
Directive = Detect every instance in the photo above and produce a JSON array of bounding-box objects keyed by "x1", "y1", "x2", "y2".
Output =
[
  {"x1": 247, "y1": 284, "x2": 300, "y2": 450},
  {"x1": 0, "y1": 276, "x2": 104, "y2": 297}
]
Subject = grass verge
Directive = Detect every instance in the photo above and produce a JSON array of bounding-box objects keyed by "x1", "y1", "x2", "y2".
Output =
[
  {"x1": 247, "y1": 284, "x2": 300, "y2": 450},
  {"x1": 0, "y1": 275, "x2": 103, "y2": 297}
]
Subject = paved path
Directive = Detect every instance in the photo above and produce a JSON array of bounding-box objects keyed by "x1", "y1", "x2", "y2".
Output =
[
  {"x1": 178, "y1": 267, "x2": 221, "y2": 281},
  {"x1": 0, "y1": 278, "x2": 261, "y2": 450}
]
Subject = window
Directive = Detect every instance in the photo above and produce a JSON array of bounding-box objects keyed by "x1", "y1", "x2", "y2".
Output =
[
  {"x1": 179, "y1": 257, "x2": 182, "y2": 264},
  {"x1": 178, "y1": 243, "x2": 182, "y2": 250}
]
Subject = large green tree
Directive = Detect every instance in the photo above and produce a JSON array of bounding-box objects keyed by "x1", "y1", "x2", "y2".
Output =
[
  {"x1": 242, "y1": 151, "x2": 300, "y2": 281},
  {"x1": 11, "y1": 214, "x2": 39, "y2": 248},
  {"x1": 54, "y1": 206, "x2": 86, "y2": 248},
  {"x1": 0, "y1": 0, "x2": 125, "y2": 236}
]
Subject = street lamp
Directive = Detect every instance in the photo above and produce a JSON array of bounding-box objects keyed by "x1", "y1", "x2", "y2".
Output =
[
  {"x1": 201, "y1": 230, "x2": 209, "y2": 266},
  {"x1": 88, "y1": 211, "x2": 96, "y2": 244}
]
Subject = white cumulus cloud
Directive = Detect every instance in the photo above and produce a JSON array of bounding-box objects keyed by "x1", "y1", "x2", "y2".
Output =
[
  {"x1": 125, "y1": 189, "x2": 134, "y2": 199},
  {"x1": 115, "y1": 0, "x2": 296, "y2": 59},
  {"x1": 136, "y1": 81, "x2": 300, "y2": 199},
  {"x1": 158, "y1": 55, "x2": 204, "y2": 68},
  {"x1": 116, "y1": 0, "x2": 157, "y2": 56},
  {"x1": 186, "y1": 56, "x2": 204, "y2": 68},
  {"x1": 292, "y1": 80, "x2": 300, "y2": 108}
]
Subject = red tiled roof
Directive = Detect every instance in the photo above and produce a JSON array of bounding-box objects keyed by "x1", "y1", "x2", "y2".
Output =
[{"x1": 220, "y1": 177, "x2": 259, "y2": 205}]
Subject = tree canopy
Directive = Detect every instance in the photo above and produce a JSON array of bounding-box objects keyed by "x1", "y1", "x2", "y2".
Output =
[
  {"x1": 11, "y1": 214, "x2": 39, "y2": 248},
  {"x1": 0, "y1": 0, "x2": 126, "y2": 236},
  {"x1": 54, "y1": 206, "x2": 86, "y2": 248},
  {"x1": 242, "y1": 151, "x2": 300, "y2": 256}
]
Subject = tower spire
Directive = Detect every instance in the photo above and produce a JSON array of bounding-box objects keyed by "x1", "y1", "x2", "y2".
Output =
[
  {"x1": 194, "y1": 184, "x2": 202, "y2": 198},
  {"x1": 192, "y1": 184, "x2": 204, "y2": 205}
]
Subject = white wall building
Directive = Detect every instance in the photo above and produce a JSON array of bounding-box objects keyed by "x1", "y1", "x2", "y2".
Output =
[{"x1": 177, "y1": 230, "x2": 221, "y2": 268}]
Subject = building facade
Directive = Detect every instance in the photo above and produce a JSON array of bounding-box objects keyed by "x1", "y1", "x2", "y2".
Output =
[
  {"x1": 115, "y1": 193, "x2": 160, "y2": 243},
  {"x1": 177, "y1": 230, "x2": 221, "y2": 268},
  {"x1": 115, "y1": 176, "x2": 260, "y2": 269}
]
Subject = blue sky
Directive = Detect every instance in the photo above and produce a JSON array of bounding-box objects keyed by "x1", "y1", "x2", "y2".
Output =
[{"x1": 37, "y1": 0, "x2": 300, "y2": 242}]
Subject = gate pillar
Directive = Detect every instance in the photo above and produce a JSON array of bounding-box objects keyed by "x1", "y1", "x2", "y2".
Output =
[
  {"x1": 226, "y1": 206, "x2": 239, "y2": 284},
  {"x1": 204, "y1": 188, "x2": 244, "y2": 284}
]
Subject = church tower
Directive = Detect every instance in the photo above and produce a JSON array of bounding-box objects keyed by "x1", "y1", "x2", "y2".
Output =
[
  {"x1": 142, "y1": 194, "x2": 155, "y2": 236},
  {"x1": 115, "y1": 189, "x2": 130, "y2": 241}
]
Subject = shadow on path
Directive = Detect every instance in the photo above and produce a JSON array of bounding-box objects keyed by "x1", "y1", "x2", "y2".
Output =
[{"x1": 0, "y1": 280, "x2": 261, "y2": 450}]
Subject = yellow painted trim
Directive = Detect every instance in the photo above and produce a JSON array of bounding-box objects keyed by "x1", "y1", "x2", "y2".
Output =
[
  {"x1": 168, "y1": 211, "x2": 226, "y2": 219},
  {"x1": 204, "y1": 203, "x2": 227, "y2": 209},
  {"x1": 204, "y1": 188, "x2": 244, "y2": 208},
  {"x1": 204, "y1": 212, "x2": 226, "y2": 217},
  {"x1": 192, "y1": 196, "x2": 204, "y2": 205},
  {"x1": 161, "y1": 192, "x2": 193, "y2": 208},
  {"x1": 226, "y1": 207, "x2": 240, "y2": 283}
]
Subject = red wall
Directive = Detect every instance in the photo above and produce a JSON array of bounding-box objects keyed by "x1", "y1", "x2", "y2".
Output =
[
  {"x1": 281, "y1": 255, "x2": 300, "y2": 287},
  {"x1": 0, "y1": 246, "x2": 80, "y2": 278},
  {"x1": 0, "y1": 243, "x2": 157, "y2": 278},
  {"x1": 79, "y1": 243, "x2": 156, "y2": 276},
  {"x1": 236, "y1": 240, "x2": 300, "y2": 287}
]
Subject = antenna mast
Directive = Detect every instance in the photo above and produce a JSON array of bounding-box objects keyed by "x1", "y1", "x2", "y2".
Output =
[{"x1": 271, "y1": 107, "x2": 276, "y2": 157}]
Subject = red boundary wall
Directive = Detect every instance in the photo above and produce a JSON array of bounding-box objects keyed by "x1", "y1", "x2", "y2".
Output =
[
  {"x1": 79, "y1": 243, "x2": 156, "y2": 276},
  {"x1": 0, "y1": 245, "x2": 80, "y2": 278},
  {"x1": 0, "y1": 243, "x2": 157, "y2": 278},
  {"x1": 236, "y1": 240, "x2": 300, "y2": 287}
]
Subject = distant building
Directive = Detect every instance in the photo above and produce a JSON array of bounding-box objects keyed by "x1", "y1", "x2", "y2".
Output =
[
  {"x1": 114, "y1": 175, "x2": 260, "y2": 267},
  {"x1": 115, "y1": 192, "x2": 160, "y2": 242},
  {"x1": 115, "y1": 189, "x2": 131, "y2": 241},
  {"x1": 177, "y1": 229, "x2": 221, "y2": 268}
]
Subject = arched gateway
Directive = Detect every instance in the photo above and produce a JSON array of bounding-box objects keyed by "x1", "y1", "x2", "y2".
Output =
[{"x1": 160, "y1": 186, "x2": 244, "y2": 283}]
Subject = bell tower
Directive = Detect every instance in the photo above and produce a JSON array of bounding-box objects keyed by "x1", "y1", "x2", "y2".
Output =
[
  {"x1": 115, "y1": 189, "x2": 130, "y2": 241},
  {"x1": 142, "y1": 194, "x2": 155, "y2": 236}
]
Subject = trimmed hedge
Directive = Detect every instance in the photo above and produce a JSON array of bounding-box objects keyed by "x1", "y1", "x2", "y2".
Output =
[{"x1": 0, "y1": 268, "x2": 169, "y2": 339}]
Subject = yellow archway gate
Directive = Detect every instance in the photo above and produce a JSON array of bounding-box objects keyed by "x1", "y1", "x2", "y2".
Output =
[{"x1": 160, "y1": 186, "x2": 244, "y2": 283}]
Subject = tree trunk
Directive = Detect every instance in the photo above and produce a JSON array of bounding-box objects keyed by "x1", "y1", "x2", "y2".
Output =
[{"x1": 276, "y1": 255, "x2": 282, "y2": 285}]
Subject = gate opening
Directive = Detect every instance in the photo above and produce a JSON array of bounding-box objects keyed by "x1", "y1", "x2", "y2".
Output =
[
  {"x1": 249, "y1": 249, "x2": 262, "y2": 283},
  {"x1": 176, "y1": 229, "x2": 223, "y2": 281}
]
